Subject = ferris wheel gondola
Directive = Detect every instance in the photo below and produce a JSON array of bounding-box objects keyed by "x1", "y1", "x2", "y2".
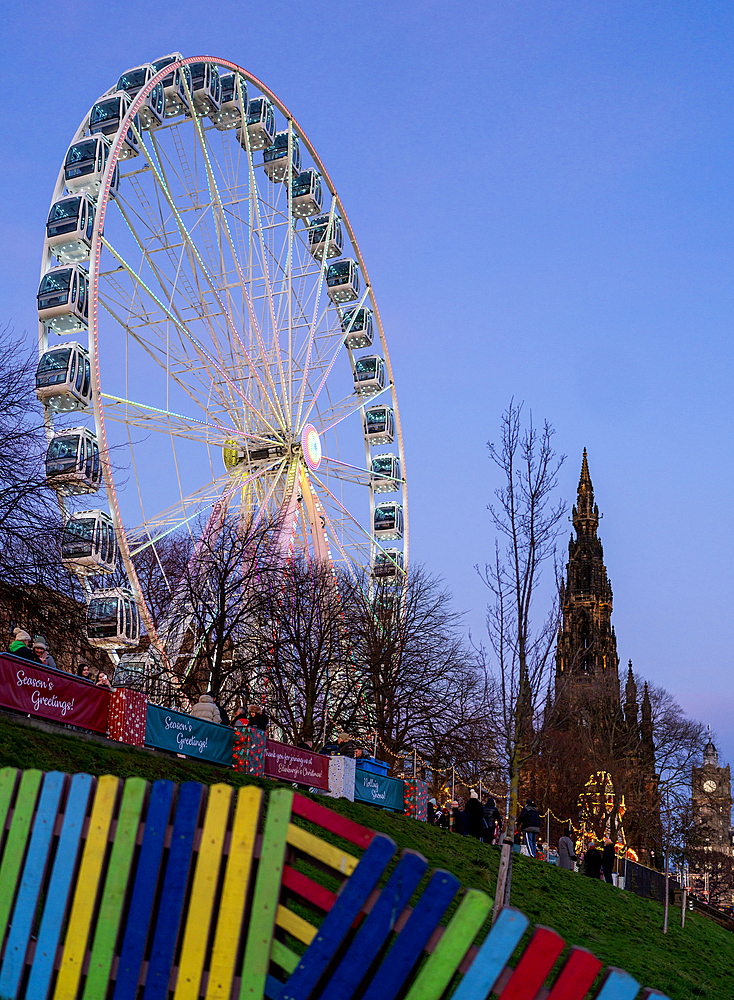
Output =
[{"x1": 38, "y1": 55, "x2": 408, "y2": 663}]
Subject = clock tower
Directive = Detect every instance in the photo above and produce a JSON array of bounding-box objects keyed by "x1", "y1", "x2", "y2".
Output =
[{"x1": 692, "y1": 737, "x2": 733, "y2": 854}]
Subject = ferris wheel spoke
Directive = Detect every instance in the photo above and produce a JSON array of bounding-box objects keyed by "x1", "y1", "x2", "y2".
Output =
[
  {"x1": 315, "y1": 384, "x2": 391, "y2": 437},
  {"x1": 99, "y1": 393, "x2": 278, "y2": 447},
  {"x1": 102, "y1": 203, "x2": 244, "y2": 417},
  {"x1": 186, "y1": 105, "x2": 290, "y2": 432},
  {"x1": 142, "y1": 127, "x2": 286, "y2": 430},
  {"x1": 128, "y1": 458, "x2": 285, "y2": 554},
  {"x1": 307, "y1": 469, "x2": 380, "y2": 553},
  {"x1": 97, "y1": 293, "x2": 267, "y2": 438},
  {"x1": 100, "y1": 234, "x2": 281, "y2": 436},
  {"x1": 298, "y1": 290, "x2": 372, "y2": 432},
  {"x1": 319, "y1": 455, "x2": 372, "y2": 487},
  {"x1": 244, "y1": 152, "x2": 289, "y2": 424},
  {"x1": 294, "y1": 198, "x2": 338, "y2": 431}
]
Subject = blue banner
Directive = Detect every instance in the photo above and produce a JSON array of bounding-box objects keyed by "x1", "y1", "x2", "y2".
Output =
[
  {"x1": 145, "y1": 704, "x2": 234, "y2": 766},
  {"x1": 354, "y1": 768, "x2": 404, "y2": 811}
]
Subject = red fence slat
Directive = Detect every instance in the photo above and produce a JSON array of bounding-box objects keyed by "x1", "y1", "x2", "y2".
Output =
[{"x1": 292, "y1": 792, "x2": 375, "y2": 848}]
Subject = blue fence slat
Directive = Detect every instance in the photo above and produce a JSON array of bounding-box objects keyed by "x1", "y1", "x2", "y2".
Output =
[
  {"x1": 451, "y1": 906, "x2": 529, "y2": 1000},
  {"x1": 595, "y1": 968, "x2": 641, "y2": 1000},
  {"x1": 0, "y1": 771, "x2": 66, "y2": 999},
  {"x1": 142, "y1": 782, "x2": 204, "y2": 1000},
  {"x1": 281, "y1": 834, "x2": 397, "y2": 1000},
  {"x1": 112, "y1": 780, "x2": 175, "y2": 1000},
  {"x1": 25, "y1": 772, "x2": 94, "y2": 1000},
  {"x1": 320, "y1": 851, "x2": 428, "y2": 1000},
  {"x1": 359, "y1": 868, "x2": 460, "y2": 1000}
]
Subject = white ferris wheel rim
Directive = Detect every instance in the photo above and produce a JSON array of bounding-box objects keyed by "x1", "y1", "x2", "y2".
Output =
[{"x1": 42, "y1": 55, "x2": 408, "y2": 656}]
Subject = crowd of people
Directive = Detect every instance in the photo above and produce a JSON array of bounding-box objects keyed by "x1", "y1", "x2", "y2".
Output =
[{"x1": 426, "y1": 792, "x2": 620, "y2": 883}]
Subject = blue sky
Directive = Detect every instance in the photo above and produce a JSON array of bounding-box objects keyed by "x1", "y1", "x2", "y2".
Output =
[{"x1": 2, "y1": 1, "x2": 734, "y2": 766}]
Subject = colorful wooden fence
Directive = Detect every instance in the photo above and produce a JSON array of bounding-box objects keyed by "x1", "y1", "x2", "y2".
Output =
[{"x1": 0, "y1": 767, "x2": 671, "y2": 1000}]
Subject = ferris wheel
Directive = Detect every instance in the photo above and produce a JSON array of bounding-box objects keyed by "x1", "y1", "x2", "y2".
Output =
[{"x1": 35, "y1": 55, "x2": 407, "y2": 658}]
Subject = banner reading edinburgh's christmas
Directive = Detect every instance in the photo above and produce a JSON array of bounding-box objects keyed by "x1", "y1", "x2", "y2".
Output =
[{"x1": 264, "y1": 739, "x2": 330, "y2": 789}]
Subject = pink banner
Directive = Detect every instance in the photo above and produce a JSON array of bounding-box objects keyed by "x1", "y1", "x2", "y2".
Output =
[
  {"x1": 264, "y1": 739, "x2": 330, "y2": 789},
  {"x1": 0, "y1": 653, "x2": 110, "y2": 733}
]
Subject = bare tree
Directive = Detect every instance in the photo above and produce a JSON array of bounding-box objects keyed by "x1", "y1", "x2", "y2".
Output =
[
  {"x1": 479, "y1": 401, "x2": 567, "y2": 919},
  {"x1": 255, "y1": 557, "x2": 362, "y2": 745},
  {"x1": 0, "y1": 331, "x2": 96, "y2": 663},
  {"x1": 157, "y1": 513, "x2": 279, "y2": 714},
  {"x1": 350, "y1": 565, "x2": 483, "y2": 776}
]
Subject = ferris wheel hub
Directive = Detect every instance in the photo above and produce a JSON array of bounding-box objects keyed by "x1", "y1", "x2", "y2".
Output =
[{"x1": 301, "y1": 423, "x2": 322, "y2": 471}]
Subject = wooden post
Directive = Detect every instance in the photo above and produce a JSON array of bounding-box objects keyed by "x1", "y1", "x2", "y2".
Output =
[
  {"x1": 413, "y1": 748, "x2": 417, "y2": 779},
  {"x1": 451, "y1": 767, "x2": 455, "y2": 802}
]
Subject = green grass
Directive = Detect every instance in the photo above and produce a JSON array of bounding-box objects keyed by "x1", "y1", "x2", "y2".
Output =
[{"x1": 1, "y1": 713, "x2": 732, "y2": 1000}]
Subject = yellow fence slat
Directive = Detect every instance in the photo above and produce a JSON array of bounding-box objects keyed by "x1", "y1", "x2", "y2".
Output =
[
  {"x1": 205, "y1": 786, "x2": 263, "y2": 1000},
  {"x1": 53, "y1": 774, "x2": 119, "y2": 1000},
  {"x1": 275, "y1": 904, "x2": 317, "y2": 945},
  {"x1": 286, "y1": 823, "x2": 358, "y2": 875},
  {"x1": 174, "y1": 784, "x2": 233, "y2": 1000}
]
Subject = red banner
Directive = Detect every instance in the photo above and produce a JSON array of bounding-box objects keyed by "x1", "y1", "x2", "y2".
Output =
[
  {"x1": 0, "y1": 653, "x2": 110, "y2": 734},
  {"x1": 264, "y1": 739, "x2": 330, "y2": 790}
]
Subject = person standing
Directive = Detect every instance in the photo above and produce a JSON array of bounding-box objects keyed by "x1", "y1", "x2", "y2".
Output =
[
  {"x1": 33, "y1": 636, "x2": 57, "y2": 670},
  {"x1": 335, "y1": 732, "x2": 356, "y2": 757},
  {"x1": 248, "y1": 702, "x2": 269, "y2": 732},
  {"x1": 464, "y1": 789, "x2": 484, "y2": 839},
  {"x1": 518, "y1": 798, "x2": 541, "y2": 858},
  {"x1": 558, "y1": 827, "x2": 577, "y2": 870},
  {"x1": 8, "y1": 628, "x2": 41, "y2": 663},
  {"x1": 451, "y1": 800, "x2": 464, "y2": 834},
  {"x1": 602, "y1": 837, "x2": 616, "y2": 884},
  {"x1": 584, "y1": 841, "x2": 603, "y2": 880},
  {"x1": 191, "y1": 694, "x2": 221, "y2": 724},
  {"x1": 482, "y1": 795, "x2": 502, "y2": 844}
]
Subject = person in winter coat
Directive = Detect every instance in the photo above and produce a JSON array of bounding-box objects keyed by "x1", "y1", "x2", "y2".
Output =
[
  {"x1": 8, "y1": 629, "x2": 41, "y2": 663},
  {"x1": 518, "y1": 799, "x2": 541, "y2": 858},
  {"x1": 558, "y1": 827, "x2": 577, "y2": 870},
  {"x1": 438, "y1": 804, "x2": 451, "y2": 830},
  {"x1": 602, "y1": 838, "x2": 616, "y2": 883},
  {"x1": 583, "y1": 841, "x2": 603, "y2": 880},
  {"x1": 464, "y1": 789, "x2": 485, "y2": 839},
  {"x1": 482, "y1": 795, "x2": 502, "y2": 844},
  {"x1": 191, "y1": 694, "x2": 221, "y2": 724},
  {"x1": 335, "y1": 732, "x2": 356, "y2": 757},
  {"x1": 32, "y1": 636, "x2": 57, "y2": 670},
  {"x1": 451, "y1": 800, "x2": 465, "y2": 834},
  {"x1": 247, "y1": 703, "x2": 269, "y2": 731},
  {"x1": 427, "y1": 798, "x2": 437, "y2": 825}
]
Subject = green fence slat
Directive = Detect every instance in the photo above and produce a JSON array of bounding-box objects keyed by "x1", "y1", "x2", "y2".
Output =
[
  {"x1": 404, "y1": 889, "x2": 493, "y2": 1000},
  {"x1": 0, "y1": 769, "x2": 43, "y2": 937},
  {"x1": 240, "y1": 788, "x2": 294, "y2": 999},
  {"x1": 0, "y1": 767, "x2": 19, "y2": 836},
  {"x1": 82, "y1": 777, "x2": 148, "y2": 1000}
]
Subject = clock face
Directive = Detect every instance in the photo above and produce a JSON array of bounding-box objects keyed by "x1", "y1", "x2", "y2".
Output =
[{"x1": 703, "y1": 779, "x2": 717, "y2": 793}]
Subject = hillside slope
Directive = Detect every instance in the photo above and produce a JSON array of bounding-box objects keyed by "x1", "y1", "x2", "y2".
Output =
[{"x1": 0, "y1": 712, "x2": 731, "y2": 1000}]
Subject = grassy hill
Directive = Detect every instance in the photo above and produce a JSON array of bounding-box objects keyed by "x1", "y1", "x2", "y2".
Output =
[{"x1": 0, "y1": 712, "x2": 732, "y2": 1000}]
